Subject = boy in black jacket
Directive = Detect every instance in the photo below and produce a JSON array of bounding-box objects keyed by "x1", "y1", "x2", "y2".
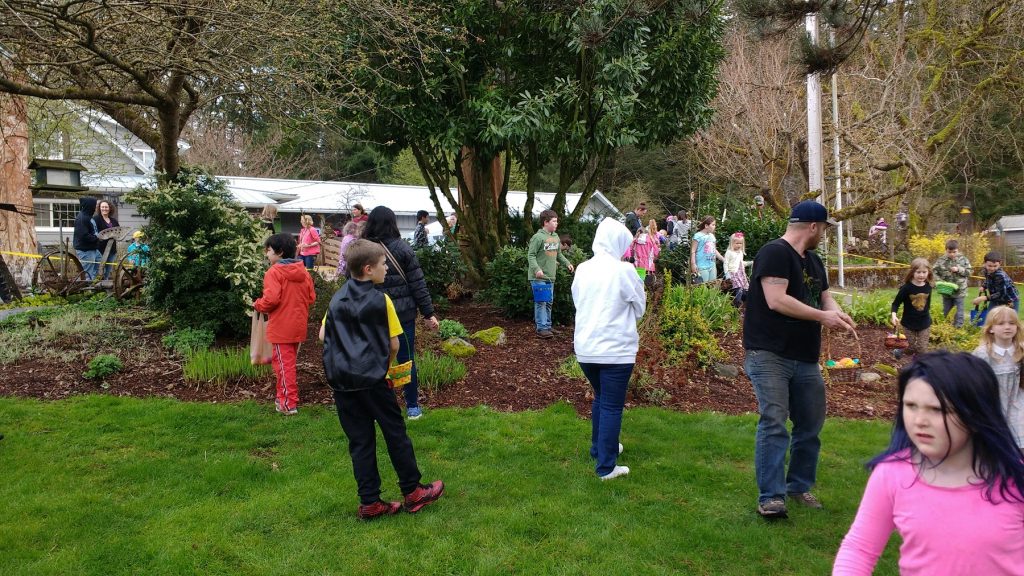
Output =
[{"x1": 320, "y1": 239, "x2": 444, "y2": 520}]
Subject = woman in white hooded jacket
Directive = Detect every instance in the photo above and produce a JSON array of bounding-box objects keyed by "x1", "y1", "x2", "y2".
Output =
[{"x1": 572, "y1": 218, "x2": 646, "y2": 480}]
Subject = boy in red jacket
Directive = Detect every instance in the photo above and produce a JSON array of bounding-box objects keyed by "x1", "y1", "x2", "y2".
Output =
[{"x1": 255, "y1": 233, "x2": 316, "y2": 415}]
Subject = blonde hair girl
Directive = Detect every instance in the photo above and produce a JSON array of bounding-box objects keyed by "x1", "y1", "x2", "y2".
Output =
[
  {"x1": 297, "y1": 214, "x2": 321, "y2": 271},
  {"x1": 723, "y1": 232, "x2": 748, "y2": 294},
  {"x1": 973, "y1": 306, "x2": 1024, "y2": 446},
  {"x1": 889, "y1": 258, "x2": 933, "y2": 356}
]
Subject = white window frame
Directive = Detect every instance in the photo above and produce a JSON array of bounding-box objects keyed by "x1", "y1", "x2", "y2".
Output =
[{"x1": 33, "y1": 199, "x2": 80, "y2": 231}]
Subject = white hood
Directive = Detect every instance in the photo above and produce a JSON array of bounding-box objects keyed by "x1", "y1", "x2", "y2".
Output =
[{"x1": 572, "y1": 218, "x2": 646, "y2": 364}]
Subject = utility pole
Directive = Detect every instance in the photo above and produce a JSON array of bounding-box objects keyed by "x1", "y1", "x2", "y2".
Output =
[
  {"x1": 806, "y1": 13, "x2": 824, "y2": 201},
  {"x1": 830, "y1": 29, "x2": 844, "y2": 288}
]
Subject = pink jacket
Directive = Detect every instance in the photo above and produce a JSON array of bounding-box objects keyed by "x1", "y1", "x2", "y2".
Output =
[{"x1": 624, "y1": 233, "x2": 660, "y2": 272}]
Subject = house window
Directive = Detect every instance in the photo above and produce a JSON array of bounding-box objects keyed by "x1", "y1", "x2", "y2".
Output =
[{"x1": 33, "y1": 201, "x2": 79, "y2": 229}]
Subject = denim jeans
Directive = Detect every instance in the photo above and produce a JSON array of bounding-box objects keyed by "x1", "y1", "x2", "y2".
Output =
[
  {"x1": 941, "y1": 294, "x2": 965, "y2": 328},
  {"x1": 76, "y1": 249, "x2": 101, "y2": 281},
  {"x1": 397, "y1": 318, "x2": 419, "y2": 409},
  {"x1": 531, "y1": 280, "x2": 552, "y2": 332},
  {"x1": 100, "y1": 246, "x2": 117, "y2": 280},
  {"x1": 744, "y1": 349, "x2": 826, "y2": 502},
  {"x1": 697, "y1": 266, "x2": 716, "y2": 283},
  {"x1": 580, "y1": 362, "x2": 634, "y2": 476},
  {"x1": 301, "y1": 255, "x2": 316, "y2": 270}
]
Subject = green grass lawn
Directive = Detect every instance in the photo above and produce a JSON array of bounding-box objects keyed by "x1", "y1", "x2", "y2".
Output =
[{"x1": 0, "y1": 397, "x2": 900, "y2": 575}]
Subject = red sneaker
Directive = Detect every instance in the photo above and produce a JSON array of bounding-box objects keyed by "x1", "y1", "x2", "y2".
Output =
[
  {"x1": 357, "y1": 500, "x2": 402, "y2": 520},
  {"x1": 403, "y1": 480, "x2": 445, "y2": 513}
]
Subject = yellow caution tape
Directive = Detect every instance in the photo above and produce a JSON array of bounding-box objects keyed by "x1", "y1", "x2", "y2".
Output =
[{"x1": 838, "y1": 252, "x2": 1021, "y2": 287}]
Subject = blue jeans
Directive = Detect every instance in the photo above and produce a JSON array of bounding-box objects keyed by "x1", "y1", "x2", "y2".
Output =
[
  {"x1": 301, "y1": 255, "x2": 316, "y2": 270},
  {"x1": 580, "y1": 362, "x2": 634, "y2": 476},
  {"x1": 100, "y1": 246, "x2": 117, "y2": 280},
  {"x1": 76, "y1": 249, "x2": 100, "y2": 280},
  {"x1": 397, "y1": 318, "x2": 419, "y2": 409},
  {"x1": 744, "y1": 349, "x2": 826, "y2": 502},
  {"x1": 941, "y1": 294, "x2": 965, "y2": 328},
  {"x1": 532, "y1": 280, "x2": 552, "y2": 332},
  {"x1": 697, "y1": 266, "x2": 716, "y2": 283}
]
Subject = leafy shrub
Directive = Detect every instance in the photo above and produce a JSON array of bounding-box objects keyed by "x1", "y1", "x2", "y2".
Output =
[
  {"x1": 415, "y1": 238, "x2": 466, "y2": 309},
  {"x1": 162, "y1": 328, "x2": 215, "y2": 356},
  {"x1": 125, "y1": 167, "x2": 265, "y2": 336},
  {"x1": 506, "y1": 213, "x2": 600, "y2": 258},
  {"x1": 481, "y1": 245, "x2": 584, "y2": 324},
  {"x1": 0, "y1": 293, "x2": 66, "y2": 310},
  {"x1": 630, "y1": 367, "x2": 671, "y2": 405},
  {"x1": 661, "y1": 284, "x2": 740, "y2": 334},
  {"x1": 702, "y1": 201, "x2": 787, "y2": 261},
  {"x1": 844, "y1": 291, "x2": 893, "y2": 326},
  {"x1": 83, "y1": 354, "x2": 123, "y2": 380},
  {"x1": 310, "y1": 273, "x2": 344, "y2": 324},
  {"x1": 655, "y1": 245, "x2": 691, "y2": 284},
  {"x1": 184, "y1": 348, "x2": 272, "y2": 384},
  {"x1": 908, "y1": 232, "x2": 989, "y2": 266},
  {"x1": 438, "y1": 319, "x2": 470, "y2": 340},
  {"x1": 928, "y1": 319, "x2": 981, "y2": 352},
  {"x1": 415, "y1": 350, "x2": 467, "y2": 392}
]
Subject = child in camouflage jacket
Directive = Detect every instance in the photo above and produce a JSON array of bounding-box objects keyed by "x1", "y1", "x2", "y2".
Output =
[{"x1": 932, "y1": 239, "x2": 972, "y2": 328}]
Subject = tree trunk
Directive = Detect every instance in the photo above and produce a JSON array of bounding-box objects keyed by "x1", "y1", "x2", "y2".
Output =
[
  {"x1": 0, "y1": 93, "x2": 38, "y2": 288},
  {"x1": 458, "y1": 146, "x2": 505, "y2": 286}
]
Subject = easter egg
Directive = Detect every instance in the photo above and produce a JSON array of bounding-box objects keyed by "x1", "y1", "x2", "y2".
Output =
[
  {"x1": 899, "y1": 334, "x2": 907, "y2": 340},
  {"x1": 853, "y1": 358, "x2": 860, "y2": 364},
  {"x1": 839, "y1": 358, "x2": 852, "y2": 364},
  {"x1": 825, "y1": 360, "x2": 836, "y2": 367}
]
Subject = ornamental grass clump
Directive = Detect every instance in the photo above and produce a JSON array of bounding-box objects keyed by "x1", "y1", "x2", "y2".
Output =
[
  {"x1": 415, "y1": 350, "x2": 466, "y2": 392},
  {"x1": 184, "y1": 347, "x2": 271, "y2": 384}
]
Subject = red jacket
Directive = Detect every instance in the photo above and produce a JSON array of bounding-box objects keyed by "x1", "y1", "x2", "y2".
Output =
[{"x1": 254, "y1": 260, "x2": 316, "y2": 343}]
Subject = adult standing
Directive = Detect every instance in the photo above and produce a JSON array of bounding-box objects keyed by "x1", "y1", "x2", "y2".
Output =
[
  {"x1": 932, "y1": 239, "x2": 972, "y2": 328},
  {"x1": 690, "y1": 216, "x2": 724, "y2": 283},
  {"x1": 573, "y1": 218, "x2": 646, "y2": 480},
  {"x1": 363, "y1": 206, "x2": 440, "y2": 419},
  {"x1": 413, "y1": 210, "x2": 429, "y2": 249},
  {"x1": 669, "y1": 210, "x2": 691, "y2": 250},
  {"x1": 744, "y1": 200, "x2": 857, "y2": 519},
  {"x1": 351, "y1": 204, "x2": 369, "y2": 225},
  {"x1": 73, "y1": 197, "x2": 100, "y2": 280},
  {"x1": 259, "y1": 204, "x2": 278, "y2": 233},
  {"x1": 624, "y1": 202, "x2": 648, "y2": 236},
  {"x1": 297, "y1": 214, "x2": 321, "y2": 271},
  {"x1": 527, "y1": 209, "x2": 575, "y2": 339},
  {"x1": 93, "y1": 200, "x2": 120, "y2": 280}
]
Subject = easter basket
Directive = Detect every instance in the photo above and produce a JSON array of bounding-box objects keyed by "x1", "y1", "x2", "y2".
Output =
[
  {"x1": 884, "y1": 325, "x2": 910, "y2": 350},
  {"x1": 935, "y1": 281, "x2": 958, "y2": 297},
  {"x1": 386, "y1": 334, "x2": 414, "y2": 389},
  {"x1": 824, "y1": 330, "x2": 862, "y2": 385}
]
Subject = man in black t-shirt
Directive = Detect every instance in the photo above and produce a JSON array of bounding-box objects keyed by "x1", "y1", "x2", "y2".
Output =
[{"x1": 743, "y1": 200, "x2": 857, "y2": 520}]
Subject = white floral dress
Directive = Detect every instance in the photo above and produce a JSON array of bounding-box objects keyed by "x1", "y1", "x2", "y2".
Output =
[{"x1": 973, "y1": 344, "x2": 1024, "y2": 447}]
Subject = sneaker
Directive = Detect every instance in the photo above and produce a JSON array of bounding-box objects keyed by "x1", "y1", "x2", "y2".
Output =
[
  {"x1": 357, "y1": 500, "x2": 401, "y2": 520},
  {"x1": 618, "y1": 443, "x2": 624, "y2": 455},
  {"x1": 599, "y1": 465, "x2": 630, "y2": 481},
  {"x1": 757, "y1": 497, "x2": 789, "y2": 519},
  {"x1": 404, "y1": 480, "x2": 444, "y2": 513},
  {"x1": 407, "y1": 406, "x2": 423, "y2": 420},
  {"x1": 788, "y1": 491, "x2": 824, "y2": 509},
  {"x1": 275, "y1": 402, "x2": 298, "y2": 416},
  {"x1": 537, "y1": 330, "x2": 554, "y2": 339}
]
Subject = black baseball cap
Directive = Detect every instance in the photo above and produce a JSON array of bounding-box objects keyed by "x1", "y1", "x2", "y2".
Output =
[{"x1": 789, "y1": 200, "x2": 837, "y2": 226}]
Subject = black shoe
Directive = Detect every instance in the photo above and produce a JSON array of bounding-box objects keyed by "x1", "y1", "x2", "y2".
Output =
[{"x1": 757, "y1": 497, "x2": 788, "y2": 519}]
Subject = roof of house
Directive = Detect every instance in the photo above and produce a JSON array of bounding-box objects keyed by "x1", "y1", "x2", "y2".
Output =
[
  {"x1": 78, "y1": 173, "x2": 621, "y2": 218},
  {"x1": 991, "y1": 215, "x2": 1024, "y2": 233}
]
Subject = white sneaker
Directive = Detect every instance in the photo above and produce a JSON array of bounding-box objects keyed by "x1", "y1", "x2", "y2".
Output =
[
  {"x1": 600, "y1": 466, "x2": 630, "y2": 481},
  {"x1": 618, "y1": 443, "x2": 624, "y2": 455}
]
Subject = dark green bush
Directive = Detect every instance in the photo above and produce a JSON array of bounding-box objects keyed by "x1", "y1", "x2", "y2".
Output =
[
  {"x1": 83, "y1": 354, "x2": 123, "y2": 380},
  {"x1": 125, "y1": 167, "x2": 265, "y2": 336},
  {"x1": 162, "y1": 328, "x2": 215, "y2": 356},
  {"x1": 310, "y1": 273, "x2": 344, "y2": 324},
  {"x1": 415, "y1": 238, "x2": 465, "y2": 309},
  {"x1": 438, "y1": 319, "x2": 469, "y2": 340},
  {"x1": 506, "y1": 212, "x2": 600, "y2": 258},
  {"x1": 481, "y1": 245, "x2": 585, "y2": 325},
  {"x1": 656, "y1": 245, "x2": 692, "y2": 284}
]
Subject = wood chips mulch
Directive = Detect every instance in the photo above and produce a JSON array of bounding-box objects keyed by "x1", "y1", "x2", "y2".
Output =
[{"x1": 0, "y1": 299, "x2": 904, "y2": 421}]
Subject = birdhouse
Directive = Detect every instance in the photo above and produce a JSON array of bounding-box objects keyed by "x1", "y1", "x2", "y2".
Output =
[{"x1": 28, "y1": 159, "x2": 89, "y2": 193}]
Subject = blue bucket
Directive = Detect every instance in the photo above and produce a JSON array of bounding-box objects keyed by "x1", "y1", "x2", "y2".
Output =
[{"x1": 532, "y1": 281, "x2": 553, "y2": 303}]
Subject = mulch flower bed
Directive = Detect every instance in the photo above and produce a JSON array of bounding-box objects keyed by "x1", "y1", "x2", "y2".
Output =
[{"x1": 0, "y1": 300, "x2": 905, "y2": 420}]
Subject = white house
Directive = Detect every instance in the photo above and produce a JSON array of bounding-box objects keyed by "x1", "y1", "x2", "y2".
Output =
[{"x1": 989, "y1": 215, "x2": 1024, "y2": 259}]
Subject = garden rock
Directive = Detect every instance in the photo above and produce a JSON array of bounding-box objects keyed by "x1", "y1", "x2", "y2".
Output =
[
  {"x1": 713, "y1": 362, "x2": 740, "y2": 379},
  {"x1": 860, "y1": 372, "x2": 882, "y2": 383},
  {"x1": 471, "y1": 326, "x2": 506, "y2": 346},
  {"x1": 442, "y1": 337, "x2": 477, "y2": 358}
]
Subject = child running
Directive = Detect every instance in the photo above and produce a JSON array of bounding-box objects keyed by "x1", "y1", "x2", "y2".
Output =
[
  {"x1": 890, "y1": 258, "x2": 933, "y2": 356},
  {"x1": 973, "y1": 306, "x2": 1024, "y2": 448},
  {"x1": 254, "y1": 233, "x2": 316, "y2": 415},
  {"x1": 723, "y1": 232, "x2": 748, "y2": 304},
  {"x1": 833, "y1": 352, "x2": 1024, "y2": 575},
  {"x1": 320, "y1": 239, "x2": 443, "y2": 519},
  {"x1": 624, "y1": 219, "x2": 660, "y2": 284}
]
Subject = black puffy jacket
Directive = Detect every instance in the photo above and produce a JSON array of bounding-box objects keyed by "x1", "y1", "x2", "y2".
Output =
[{"x1": 372, "y1": 237, "x2": 434, "y2": 325}]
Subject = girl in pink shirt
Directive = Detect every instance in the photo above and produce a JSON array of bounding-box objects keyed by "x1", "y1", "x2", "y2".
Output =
[{"x1": 834, "y1": 352, "x2": 1024, "y2": 575}]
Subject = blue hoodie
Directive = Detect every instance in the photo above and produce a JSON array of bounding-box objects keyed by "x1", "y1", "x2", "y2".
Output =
[
  {"x1": 73, "y1": 197, "x2": 99, "y2": 251},
  {"x1": 572, "y1": 218, "x2": 646, "y2": 364}
]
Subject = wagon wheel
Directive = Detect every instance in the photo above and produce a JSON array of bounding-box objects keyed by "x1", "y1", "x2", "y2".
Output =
[
  {"x1": 32, "y1": 248, "x2": 86, "y2": 296},
  {"x1": 113, "y1": 254, "x2": 145, "y2": 300}
]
